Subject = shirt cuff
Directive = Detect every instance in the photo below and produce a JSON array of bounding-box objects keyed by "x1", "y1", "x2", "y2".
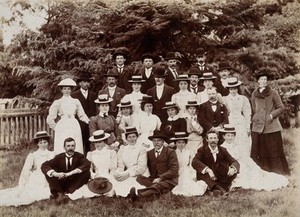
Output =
[
  {"x1": 201, "y1": 166, "x2": 208, "y2": 174},
  {"x1": 47, "y1": 169, "x2": 55, "y2": 177},
  {"x1": 229, "y1": 166, "x2": 237, "y2": 173}
]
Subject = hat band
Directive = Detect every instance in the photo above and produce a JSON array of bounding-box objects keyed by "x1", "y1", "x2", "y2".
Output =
[
  {"x1": 121, "y1": 101, "x2": 131, "y2": 106},
  {"x1": 223, "y1": 127, "x2": 235, "y2": 131},
  {"x1": 228, "y1": 81, "x2": 239, "y2": 86},
  {"x1": 94, "y1": 134, "x2": 106, "y2": 139},
  {"x1": 98, "y1": 98, "x2": 109, "y2": 102},
  {"x1": 187, "y1": 101, "x2": 198, "y2": 105},
  {"x1": 35, "y1": 133, "x2": 49, "y2": 138}
]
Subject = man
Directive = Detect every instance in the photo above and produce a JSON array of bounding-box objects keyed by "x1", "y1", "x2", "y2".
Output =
[
  {"x1": 146, "y1": 67, "x2": 176, "y2": 123},
  {"x1": 130, "y1": 130, "x2": 179, "y2": 201},
  {"x1": 192, "y1": 130, "x2": 239, "y2": 196},
  {"x1": 164, "y1": 52, "x2": 181, "y2": 88},
  {"x1": 198, "y1": 87, "x2": 228, "y2": 136},
  {"x1": 216, "y1": 61, "x2": 232, "y2": 96},
  {"x1": 109, "y1": 49, "x2": 134, "y2": 93},
  {"x1": 72, "y1": 73, "x2": 97, "y2": 154},
  {"x1": 136, "y1": 53, "x2": 157, "y2": 93},
  {"x1": 187, "y1": 67, "x2": 205, "y2": 94},
  {"x1": 98, "y1": 72, "x2": 126, "y2": 117},
  {"x1": 41, "y1": 137, "x2": 91, "y2": 204}
]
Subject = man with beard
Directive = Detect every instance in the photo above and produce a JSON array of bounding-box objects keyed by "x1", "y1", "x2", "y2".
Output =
[
  {"x1": 41, "y1": 137, "x2": 91, "y2": 204},
  {"x1": 164, "y1": 52, "x2": 181, "y2": 89},
  {"x1": 192, "y1": 130, "x2": 239, "y2": 197}
]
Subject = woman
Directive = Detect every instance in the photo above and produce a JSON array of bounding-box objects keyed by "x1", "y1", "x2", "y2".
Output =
[
  {"x1": 251, "y1": 69, "x2": 290, "y2": 175},
  {"x1": 170, "y1": 132, "x2": 207, "y2": 196},
  {"x1": 135, "y1": 95, "x2": 162, "y2": 150},
  {"x1": 220, "y1": 125, "x2": 288, "y2": 191},
  {"x1": 0, "y1": 131, "x2": 55, "y2": 206},
  {"x1": 121, "y1": 75, "x2": 146, "y2": 114},
  {"x1": 171, "y1": 74, "x2": 196, "y2": 118},
  {"x1": 223, "y1": 77, "x2": 252, "y2": 155},
  {"x1": 113, "y1": 127, "x2": 148, "y2": 197},
  {"x1": 47, "y1": 78, "x2": 89, "y2": 154}
]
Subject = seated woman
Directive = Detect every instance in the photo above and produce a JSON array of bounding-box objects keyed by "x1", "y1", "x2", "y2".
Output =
[
  {"x1": 161, "y1": 101, "x2": 187, "y2": 148},
  {"x1": 113, "y1": 127, "x2": 148, "y2": 197},
  {"x1": 220, "y1": 125, "x2": 289, "y2": 191},
  {"x1": 68, "y1": 130, "x2": 117, "y2": 199},
  {"x1": 170, "y1": 132, "x2": 207, "y2": 196},
  {"x1": 0, "y1": 131, "x2": 55, "y2": 206}
]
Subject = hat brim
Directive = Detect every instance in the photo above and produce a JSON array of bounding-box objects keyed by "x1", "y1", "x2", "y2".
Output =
[
  {"x1": 87, "y1": 178, "x2": 113, "y2": 194},
  {"x1": 170, "y1": 137, "x2": 188, "y2": 141},
  {"x1": 199, "y1": 76, "x2": 216, "y2": 80},
  {"x1": 104, "y1": 74, "x2": 119, "y2": 78},
  {"x1": 226, "y1": 81, "x2": 242, "y2": 88},
  {"x1": 219, "y1": 129, "x2": 236, "y2": 133},
  {"x1": 186, "y1": 104, "x2": 200, "y2": 108},
  {"x1": 162, "y1": 105, "x2": 179, "y2": 110},
  {"x1": 148, "y1": 135, "x2": 168, "y2": 141},
  {"x1": 33, "y1": 135, "x2": 50, "y2": 141},
  {"x1": 117, "y1": 104, "x2": 133, "y2": 108},
  {"x1": 128, "y1": 80, "x2": 146, "y2": 83},
  {"x1": 94, "y1": 98, "x2": 113, "y2": 104},
  {"x1": 89, "y1": 133, "x2": 110, "y2": 142}
]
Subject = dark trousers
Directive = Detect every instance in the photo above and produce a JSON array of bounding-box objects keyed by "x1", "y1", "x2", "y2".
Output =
[
  {"x1": 197, "y1": 172, "x2": 237, "y2": 191},
  {"x1": 45, "y1": 170, "x2": 90, "y2": 196},
  {"x1": 79, "y1": 121, "x2": 90, "y2": 155}
]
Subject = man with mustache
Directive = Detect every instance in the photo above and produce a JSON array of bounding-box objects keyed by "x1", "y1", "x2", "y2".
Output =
[
  {"x1": 41, "y1": 137, "x2": 91, "y2": 204},
  {"x1": 192, "y1": 130, "x2": 239, "y2": 197}
]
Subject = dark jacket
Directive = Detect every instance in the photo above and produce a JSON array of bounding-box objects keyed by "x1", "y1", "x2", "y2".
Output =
[{"x1": 71, "y1": 89, "x2": 97, "y2": 118}]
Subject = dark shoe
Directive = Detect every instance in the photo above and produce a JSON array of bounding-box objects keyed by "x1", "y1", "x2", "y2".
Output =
[
  {"x1": 129, "y1": 187, "x2": 138, "y2": 202},
  {"x1": 56, "y1": 193, "x2": 69, "y2": 205},
  {"x1": 215, "y1": 185, "x2": 229, "y2": 196}
]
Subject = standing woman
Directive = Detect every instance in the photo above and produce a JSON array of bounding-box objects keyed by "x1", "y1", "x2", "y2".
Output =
[
  {"x1": 251, "y1": 69, "x2": 290, "y2": 175},
  {"x1": 223, "y1": 77, "x2": 252, "y2": 155},
  {"x1": 47, "y1": 78, "x2": 90, "y2": 154},
  {"x1": 0, "y1": 131, "x2": 55, "y2": 206}
]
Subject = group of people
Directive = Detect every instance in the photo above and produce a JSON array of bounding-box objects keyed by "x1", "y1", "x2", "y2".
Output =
[{"x1": 0, "y1": 49, "x2": 291, "y2": 206}]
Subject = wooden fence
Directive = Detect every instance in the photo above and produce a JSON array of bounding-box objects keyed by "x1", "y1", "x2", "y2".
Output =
[{"x1": 0, "y1": 109, "x2": 53, "y2": 147}]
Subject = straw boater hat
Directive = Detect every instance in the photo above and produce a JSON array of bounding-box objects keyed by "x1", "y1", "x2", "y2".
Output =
[
  {"x1": 199, "y1": 72, "x2": 216, "y2": 80},
  {"x1": 170, "y1": 132, "x2": 189, "y2": 141},
  {"x1": 33, "y1": 131, "x2": 50, "y2": 142},
  {"x1": 89, "y1": 130, "x2": 110, "y2": 142},
  {"x1": 57, "y1": 78, "x2": 77, "y2": 87},
  {"x1": 88, "y1": 177, "x2": 112, "y2": 194},
  {"x1": 128, "y1": 75, "x2": 145, "y2": 83},
  {"x1": 124, "y1": 127, "x2": 139, "y2": 137},
  {"x1": 226, "y1": 77, "x2": 242, "y2": 88},
  {"x1": 117, "y1": 99, "x2": 133, "y2": 108},
  {"x1": 217, "y1": 61, "x2": 232, "y2": 71},
  {"x1": 148, "y1": 130, "x2": 168, "y2": 141},
  {"x1": 94, "y1": 94, "x2": 113, "y2": 104},
  {"x1": 219, "y1": 124, "x2": 236, "y2": 133},
  {"x1": 165, "y1": 52, "x2": 179, "y2": 61},
  {"x1": 153, "y1": 67, "x2": 167, "y2": 78},
  {"x1": 186, "y1": 100, "x2": 200, "y2": 109},
  {"x1": 162, "y1": 101, "x2": 180, "y2": 110},
  {"x1": 174, "y1": 74, "x2": 190, "y2": 82}
]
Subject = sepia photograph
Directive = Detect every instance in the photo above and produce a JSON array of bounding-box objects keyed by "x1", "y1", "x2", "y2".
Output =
[{"x1": 0, "y1": 0, "x2": 299, "y2": 216}]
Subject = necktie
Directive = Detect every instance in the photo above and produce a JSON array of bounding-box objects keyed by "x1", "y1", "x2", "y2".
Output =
[
  {"x1": 118, "y1": 67, "x2": 123, "y2": 74},
  {"x1": 191, "y1": 86, "x2": 197, "y2": 93},
  {"x1": 155, "y1": 150, "x2": 160, "y2": 158},
  {"x1": 173, "y1": 69, "x2": 178, "y2": 78},
  {"x1": 66, "y1": 156, "x2": 72, "y2": 171},
  {"x1": 103, "y1": 113, "x2": 107, "y2": 117}
]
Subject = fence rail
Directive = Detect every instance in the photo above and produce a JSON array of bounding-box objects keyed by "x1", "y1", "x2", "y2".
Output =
[{"x1": 0, "y1": 110, "x2": 53, "y2": 147}]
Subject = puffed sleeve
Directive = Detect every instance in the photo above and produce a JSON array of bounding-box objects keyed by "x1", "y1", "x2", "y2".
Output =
[
  {"x1": 75, "y1": 99, "x2": 90, "y2": 124},
  {"x1": 126, "y1": 148, "x2": 147, "y2": 177},
  {"x1": 18, "y1": 153, "x2": 34, "y2": 187},
  {"x1": 110, "y1": 150, "x2": 118, "y2": 173},
  {"x1": 242, "y1": 96, "x2": 252, "y2": 129},
  {"x1": 46, "y1": 100, "x2": 60, "y2": 130}
]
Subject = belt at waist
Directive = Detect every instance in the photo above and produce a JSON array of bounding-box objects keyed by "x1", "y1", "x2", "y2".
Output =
[{"x1": 60, "y1": 115, "x2": 75, "y2": 119}]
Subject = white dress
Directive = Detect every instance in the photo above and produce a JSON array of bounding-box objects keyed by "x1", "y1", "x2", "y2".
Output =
[
  {"x1": 0, "y1": 149, "x2": 55, "y2": 206},
  {"x1": 171, "y1": 90, "x2": 196, "y2": 118},
  {"x1": 223, "y1": 94, "x2": 251, "y2": 154},
  {"x1": 47, "y1": 96, "x2": 89, "y2": 154},
  {"x1": 172, "y1": 148, "x2": 207, "y2": 196},
  {"x1": 135, "y1": 111, "x2": 162, "y2": 151},
  {"x1": 68, "y1": 146, "x2": 118, "y2": 200},
  {"x1": 113, "y1": 144, "x2": 149, "y2": 197},
  {"x1": 185, "y1": 114, "x2": 204, "y2": 156},
  {"x1": 221, "y1": 141, "x2": 289, "y2": 191},
  {"x1": 122, "y1": 91, "x2": 146, "y2": 114}
]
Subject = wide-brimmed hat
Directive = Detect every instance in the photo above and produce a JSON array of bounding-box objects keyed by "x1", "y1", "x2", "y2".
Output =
[
  {"x1": 148, "y1": 130, "x2": 168, "y2": 141},
  {"x1": 103, "y1": 71, "x2": 119, "y2": 78},
  {"x1": 89, "y1": 130, "x2": 110, "y2": 142},
  {"x1": 33, "y1": 131, "x2": 51, "y2": 142},
  {"x1": 117, "y1": 99, "x2": 133, "y2": 108},
  {"x1": 112, "y1": 48, "x2": 129, "y2": 60},
  {"x1": 254, "y1": 68, "x2": 274, "y2": 80},
  {"x1": 57, "y1": 78, "x2": 77, "y2": 87},
  {"x1": 170, "y1": 132, "x2": 189, "y2": 141},
  {"x1": 94, "y1": 94, "x2": 113, "y2": 104},
  {"x1": 188, "y1": 68, "x2": 201, "y2": 76},
  {"x1": 141, "y1": 53, "x2": 156, "y2": 62},
  {"x1": 226, "y1": 77, "x2": 242, "y2": 88},
  {"x1": 174, "y1": 74, "x2": 190, "y2": 82},
  {"x1": 124, "y1": 126, "x2": 138, "y2": 137},
  {"x1": 139, "y1": 95, "x2": 155, "y2": 104},
  {"x1": 77, "y1": 74, "x2": 92, "y2": 82},
  {"x1": 218, "y1": 62, "x2": 232, "y2": 71},
  {"x1": 162, "y1": 101, "x2": 180, "y2": 110},
  {"x1": 165, "y1": 52, "x2": 179, "y2": 61},
  {"x1": 199, "y1": 72, "x2": 216, "y2": 80},
  {"x1": 88, "y1": 177, "x2": 112, "y2": 194},
  {"x1": 153, "y1": 67, "x2": 167, "y2": 77},
  {"x1": 128, "y1": 75, "x2": 145, "y2": 83},
  {"x1": 186, "y1": 100, "x2": 200, "y2": 108},
  {"x1": 194, "y1": 48, "x2": 207, "y2": 57},
  {"x1": 219, "y1": 124, "x2": 236, "y2": 133}
]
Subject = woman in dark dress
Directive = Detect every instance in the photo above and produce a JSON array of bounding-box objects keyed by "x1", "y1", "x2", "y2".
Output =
[{"x1": 250, "y1": 69, "x2": 290, "y2": 175}]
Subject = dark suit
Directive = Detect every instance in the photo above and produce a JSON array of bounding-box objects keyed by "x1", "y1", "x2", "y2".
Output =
[
  {"x1": 146, "y1": 85, "x2": 176, "y2": 123},
  {"x1": 41, "y1": 152, "x2": 91, "y2": 195},
  {"x1": 188, "y1": 85, "x2": 205, "y2": 94},
  {"x1": 98, "y1": 86, "x2": 126, "y2": 117},
  {"x1": 165, "y1": 68, "x2": 180, "y2": 89},
  {"x1": 109, "y1": 65, "x2": 135, "y2": 93},
  {"x1": 71, "y1": 89, "x2": 97, "y2": 154},
  {"x1": 137, "y1": 146, "x2": 179, "y2": 196},
  {"x1": 192, "y1": 145, "x2": 239, "y2": 190},
  {"x1": 136, "y1": 67, "x2": 156, "y2": 94}
]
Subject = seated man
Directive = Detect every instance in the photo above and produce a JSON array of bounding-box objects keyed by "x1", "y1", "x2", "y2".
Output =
[
  {"x1": 130, "y1": 130, "x2": 179, "y2": 201},
  {"x1": 192, "y1": 130, "x2": 239, "y2": 197},
  {"x1": 41, "y1": 137, "x2": 91, "y2": 204}
]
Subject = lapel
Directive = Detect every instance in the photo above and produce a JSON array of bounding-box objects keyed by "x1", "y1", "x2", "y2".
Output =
[
  {"x1": 156, "y1": 147, "x2": 166, "y2": 160},
  {"x1": 204, "y1": 146, "x2": 215, "y2": 164}
]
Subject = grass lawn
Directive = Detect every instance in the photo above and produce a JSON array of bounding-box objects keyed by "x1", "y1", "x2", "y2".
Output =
[{"x1": 0, "y1": 129, "x2": 299, "y2": 217}]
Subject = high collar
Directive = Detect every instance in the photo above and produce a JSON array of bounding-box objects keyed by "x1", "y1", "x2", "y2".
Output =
[{"x1": 253, "y1": 85, "x2": 272, "y2": 98}]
